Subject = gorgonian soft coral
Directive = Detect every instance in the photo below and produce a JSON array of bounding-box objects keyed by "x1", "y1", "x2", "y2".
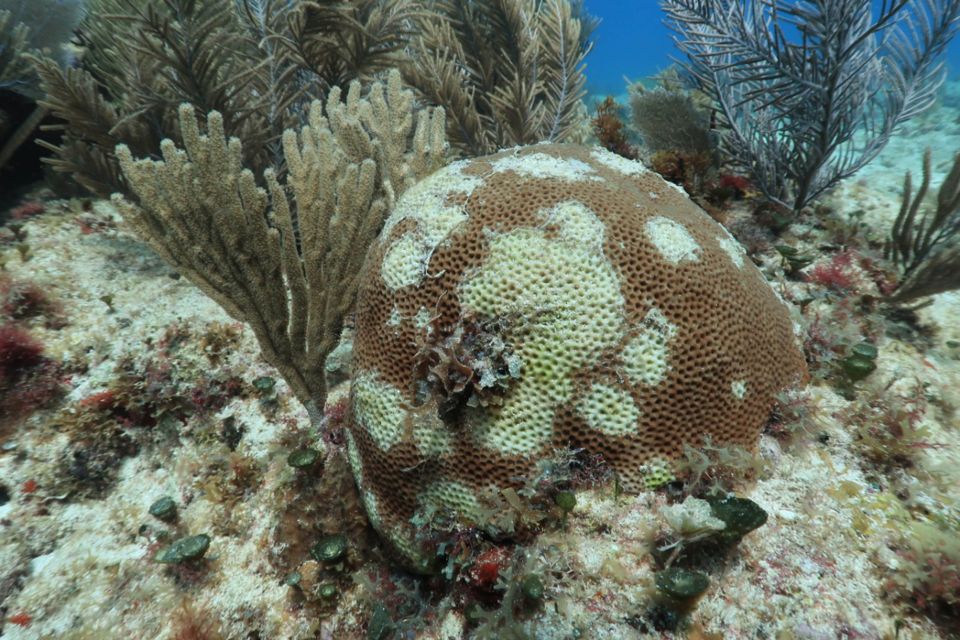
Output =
[{"x1": 663, "y1": 0, "x2": 960, "y2": 215}]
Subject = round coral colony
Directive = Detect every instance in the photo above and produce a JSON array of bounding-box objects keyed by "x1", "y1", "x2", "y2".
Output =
[{"x1": 347, "y1": 143, "x2": 807, "y2": 568}]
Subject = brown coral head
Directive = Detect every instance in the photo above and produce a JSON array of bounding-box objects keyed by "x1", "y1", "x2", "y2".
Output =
[{"x1": 347, "y1": 144, "x2": 807, "y2": 567}]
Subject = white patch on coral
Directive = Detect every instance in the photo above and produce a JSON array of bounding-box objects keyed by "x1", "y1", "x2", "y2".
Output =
[
  {"x1": 459, "y1": 205, "x2": 626, "y2": 455},
  {"x1": 577, "y1": 383, "x2": 640, "y2": 437},
  {"x1": 491, "y1": 152, "x2": 600, "y2": 181},
  {"x1": 590, "y1": 148, "x2": 650, "y2": 176},
  {"x1": 352, "y1": 370, "x2": 407, "y2": 451},
  {"x1": 379, "y1": 161, "x2": 477, "y2": 290},
  {"x1": 345, "y1": 429, "x2": 364, "y2": 488},
  {"x1": 381, "y1": 234, "x2": 427, "y2": 291},
  {"x1": 732, "y1": 380, "x2": 748, "y2": 400},
  {"x1": 362, "y1": 490, "x2": 383, "y2": 529},
  {"x1": 380, "y1": 160, "x2": 480, "y2": 238},
  {"x1": 412, "y1": 412, "x2": 453, "y2": 458},
  {"x1": 716, "y1": 230, "x2": 746, "y2": 268},
  {"x1": 418, "y1": 481, "x2": 484, "y2": 524},
  {"x1": 539, "y1": 201, "x2": 606, "y2": 252},
  {"x1": 663, "y1": 179, "x2": 687, "y2": 195},
  {"x1": 645, "y1": 216, "x2": 701, "y2": 264},
  {"x1": 622, "y1": 307, "x2": 678, "y2": 386},
  {"x1": 414, "y1": 307, "x2": 433, "y2": 329},
  {"x1": 638, "y1": 457, "x2": 676, "y2": 488},
  {"x1": 387, "y1": 307, "x2": 402, "y2": 326}
]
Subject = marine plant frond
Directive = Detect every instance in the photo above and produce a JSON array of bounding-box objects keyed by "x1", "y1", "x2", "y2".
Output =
[
  {"x1": 39, "y1": 135, "x2": 126, "y2": 197},
  {"x1": 405, "y1": 0, "x2": 592, "y2": 155},
  {"x1": 234, "y1": 0, "x2": 320, "y2": 171},
  {"x1": 567, "y1": 0, "x2": 599, "y2": 53},
  {"x1": 113, "y1": 70, "x2": 448, "y2": 416},
  {"x1": 886, "y1": 149, "x2": 960, "y2": 303},
  {"x1": 401, "y1": 33, "x2": 492, "y2": 154},
  {"x1": 629, "y1": 85, "x2": 712, "y2": 155},
  {"x1": 539, "y1": 0, "x2": 591, "y2": 143},
  {"x1": 662, "y1": 0, "x2": 960, "y2": 215},
  {"x1": 279, "y1": 0, "x2": 417, "y2": 91},
  {"x1": 29, "y1": 54, "x2": 147, "y2": 195},
  {"x1": 486, "y1": 0, "x2": 545, "y2": 147},
  {"x1": 115, "y1": 0, "x2": 264, "y2": 129},
  {"x1": 0, "y1": 9, "x2": 32, "y2": 89},
  {"x1": 31, "y1": 55, "x2": 125, "y2": 151},
  {"x1": 32, "y1": 0, "x2": 423, "y2": 197}
]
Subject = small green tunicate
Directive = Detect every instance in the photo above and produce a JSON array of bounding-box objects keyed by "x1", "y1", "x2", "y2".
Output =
[
  {"x1": 655, "y1": 567, "x2": 710, "y2": 601},
  {"x1": 842, "y1": 354, "x2": 876, "y2": 382},
  {"x1": 252, "y1": 376, "x2": 276, "y2": 394},
  {"x1": 555, "y1": 490, "x2": 576, "y2": 526},
  {"x1": 148, "y1": 496, "x2": 177, "y2": 522},
  {"x1": 520, "y1": 574, "x2": 545, "y2": 601},
  {"x1": 946, "y1": 339, "x2": 960, "y2": 349},
  {"x1": 285, "y1": 571, "x2": 302, "y2": 587},
  {"x1": 156, "y1": 533, "x2": 211, "y2": 563},
  {"x1": 287, "y1": 448, "x2": 320, "y2": 469},
  {"x1": 707, "y1": 495, "x2": 768, "y2": 544},
  {"x1": 319, "y1": 583, "x2": 338, "y2": 600},
  {"x1": 555, "y1": 491, "x2": 576, "y2": 513},
  {"x1": 850, "y1": 342, "x2": 878, "y2": 360},
  {"x1": 774, "y1": 245, "x2": 813, "y2": 273},
  {"x1": 311, "y1": 534, "x2": 347, "y2": 564}
]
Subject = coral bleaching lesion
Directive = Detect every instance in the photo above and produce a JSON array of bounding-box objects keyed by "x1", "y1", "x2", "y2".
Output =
[
  {"x1": 458, "y1": 203, "x2": 625, "y2": 455},
  {"x1": 645, "y1": 215, "x2": 702, "y2": 264},
  {"x1": 732, "y1": 380, "x2": 748, "y2": 400},
  {"x1": 491, "y1": 152, "x2": 600, "y2": 181},
  {"x1": 351, "y1": 370, "x2": 408, "y2": 452},
  {"x1": 590, "y1": 147, "x2": 650, "y2": 176},
  {"x1": 716, "y1": 231, "x2": 747, "y2": 269},
  {"x1": 379, "y1": 162, "x2": 482, "y2": 291},
  {"x1": 621, "y1": 307, "x2": 678, "y2": 386},
  {"x1": 577, "y1": 382, "x2": 641, "y2": 437},
  {"x1": 540, "y1": 201, "x2": 607, "y2": 250}
]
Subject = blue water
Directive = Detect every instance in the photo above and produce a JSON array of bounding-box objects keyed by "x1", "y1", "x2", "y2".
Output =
[{"x1": 584, "y1": 1, "x2": 960, "y2": 97}]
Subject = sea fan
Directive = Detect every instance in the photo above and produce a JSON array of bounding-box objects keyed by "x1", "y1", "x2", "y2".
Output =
[{"x1": 661, "y1": 0, "x2": 960, "y2": 214}]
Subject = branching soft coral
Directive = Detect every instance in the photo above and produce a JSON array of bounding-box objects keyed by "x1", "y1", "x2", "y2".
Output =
[
  {"x1": 886, "y1": 149, "x2": 960, "y2": 303},
  {"x1": 403, "y1": 0, "x2": 593, "y2": 155},
  {"x1": 663, "y1": 0, "x2": 960, "y2": 215}
]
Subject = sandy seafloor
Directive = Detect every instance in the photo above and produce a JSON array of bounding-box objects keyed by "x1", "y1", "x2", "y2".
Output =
[{"x1": 1, "y1": 84, "x2": 960, "y2": 640}]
